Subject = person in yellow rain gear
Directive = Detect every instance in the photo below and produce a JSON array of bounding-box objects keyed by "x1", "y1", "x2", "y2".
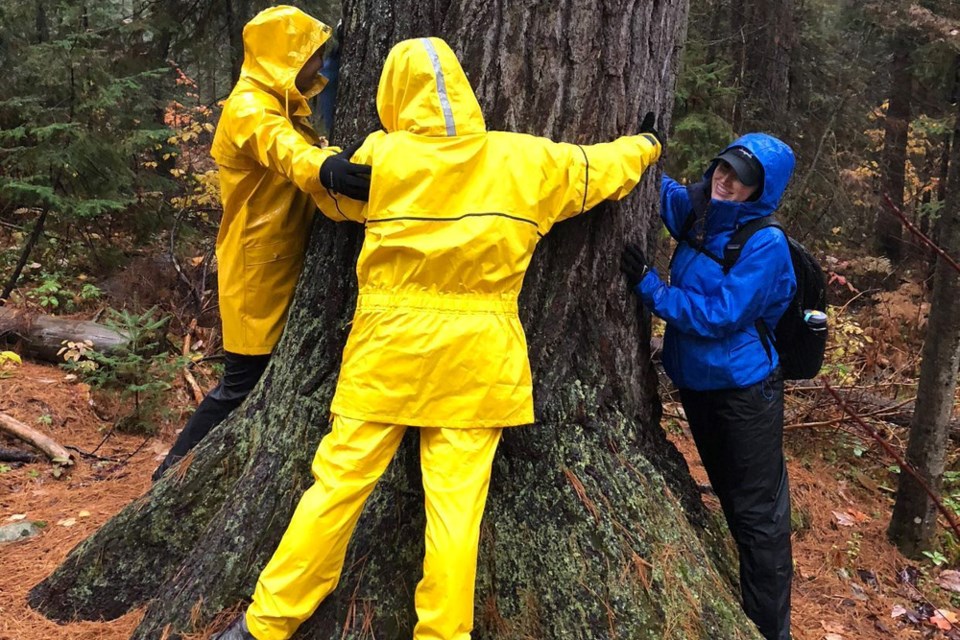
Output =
[
  {"x1": 152, "y1": 6, "x2": 371, "y2": 482},
  {"x1": 213, "y1": 36, "x2": 662, "y2": 640}
]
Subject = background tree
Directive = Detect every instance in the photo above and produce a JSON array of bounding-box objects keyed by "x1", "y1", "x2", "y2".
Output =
[
  {"x1": 732, "y1": 0, "x2": 794, "y2": 133},
  {"x1": 28, "y1": 1, "x2": 767, "y2": 639},
  {"x1": 0, "y1": 1, "x2": 175, "y2": 289},
  {"x1": 887, "y1": 4, "x2": 960, "y2": 558},
  {"x1": 875, "y1": 30, "x2": 913, "y2": 260},
  {"x1": 888, "y1": 90, "x2": 960, "y2": 555}
]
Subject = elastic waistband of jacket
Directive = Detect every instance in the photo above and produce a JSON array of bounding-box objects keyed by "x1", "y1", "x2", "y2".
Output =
[{"x1": 357, "y1": 291, "x2": 519, "y2": 314}]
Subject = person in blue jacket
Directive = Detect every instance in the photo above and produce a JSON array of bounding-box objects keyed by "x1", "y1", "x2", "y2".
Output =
[{"x1": 621, "y1": 133, "x2": 797, "y2": 640}]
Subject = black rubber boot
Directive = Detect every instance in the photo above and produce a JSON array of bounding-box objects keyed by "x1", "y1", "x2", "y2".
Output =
[{"x1": 211, "y1": 614, "x2": 255, "y2": 640}]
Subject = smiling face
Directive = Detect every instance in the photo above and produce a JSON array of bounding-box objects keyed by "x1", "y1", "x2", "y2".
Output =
[{"x1": 711, "y1": 160, "x2": 759, "y2": 202}]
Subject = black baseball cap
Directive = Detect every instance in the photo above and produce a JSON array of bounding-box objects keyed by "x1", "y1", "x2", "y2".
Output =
[{"x1": 713, "y1": 146, "x2": 763, "y2": 187}]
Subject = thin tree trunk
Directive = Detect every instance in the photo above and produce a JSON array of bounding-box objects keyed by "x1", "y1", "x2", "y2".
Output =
[
  {"x1": 35, "y1": 1, "x2": 49, "y2": 44},
  {"x1": 876, "y1": 33, "x2": 912, "y2": 261},
  {"x1": 1, "y1": 207, "x2": 48, "y2": 305},
  {"x1": 931, "y1": 54, "x2": 959, "y2": 252},
  {"x1": 730, "y1": 3, "x2": 747, "y2": 131},
  {"x1": 888, "y1": 90, "x2": 960, "y2": 558},
  {"x1": 31, "y1": 2, "x2": 762, "y2": 639},
  {"x1": 223, "y1": 0, "x2": 248, "y2": 86},
  {"x1": 705, "y1": 0, "x2": 726, "y2": 63}
]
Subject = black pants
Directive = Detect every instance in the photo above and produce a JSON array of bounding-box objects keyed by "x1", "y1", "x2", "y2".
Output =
[
  {"x1": 152, "y1": 351, "x2": 271, "y2": 481},
  {"x1": 680, "y1": 370, "x2": 792, "y2": 640}
]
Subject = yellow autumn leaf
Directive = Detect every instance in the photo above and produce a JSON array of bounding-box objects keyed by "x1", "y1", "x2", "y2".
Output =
[{"x1": 0, "y1": 351, "x2": 22, "y2": 365}]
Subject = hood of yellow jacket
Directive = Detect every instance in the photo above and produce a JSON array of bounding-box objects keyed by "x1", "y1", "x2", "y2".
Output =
[
  {"x1": 239, "y1": 6, "x2": 332, "y2": 112},
  {"x1": 377, "y1": 37, "x2": 486, "y2": 136}
]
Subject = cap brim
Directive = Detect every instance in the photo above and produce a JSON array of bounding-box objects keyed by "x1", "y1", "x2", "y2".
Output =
[{"x1": 713, "y1": 151, "x2": 761, "y2": 187}]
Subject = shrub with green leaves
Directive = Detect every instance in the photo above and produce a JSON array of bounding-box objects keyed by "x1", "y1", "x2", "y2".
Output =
[{"x1": 63, "y1": 306, "x2": 179, "y2": 434}]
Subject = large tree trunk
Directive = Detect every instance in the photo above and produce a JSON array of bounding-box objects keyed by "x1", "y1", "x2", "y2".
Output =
[
  {"x1": 876, "y1": 32, "x2": 913, "y2": 261},
  {"x1": 30, "y1": 2, "x2": 763, "y2": 638},
  {"x1": 888, "y1": 91, "x2": 960, "y2": 558}
]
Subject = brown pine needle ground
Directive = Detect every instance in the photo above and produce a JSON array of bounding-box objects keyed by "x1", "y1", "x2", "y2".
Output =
[{"x1": 0, "y1": 360, "x2": 957, "y2": 640}]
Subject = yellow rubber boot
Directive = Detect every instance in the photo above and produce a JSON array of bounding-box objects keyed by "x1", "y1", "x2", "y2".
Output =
[
  {"x1": 246, "y1": 416, "x2": 407, "y2": 640},
  {"x1": 413, "y1": 427, "x2": 502, "y2": 640}
]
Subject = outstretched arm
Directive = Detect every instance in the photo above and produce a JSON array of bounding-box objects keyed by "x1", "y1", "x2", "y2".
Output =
[{"x1": 539, "y1": 131, "x2": 661, "y2": 233}]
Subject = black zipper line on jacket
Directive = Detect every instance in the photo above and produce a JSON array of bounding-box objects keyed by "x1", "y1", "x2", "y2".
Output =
[
  {"x1": 366, "y1": 211, "x2": 540, "y2": 228},
  {"x1": 576, "y1": 145, "x2": 589, "y2": 215}
]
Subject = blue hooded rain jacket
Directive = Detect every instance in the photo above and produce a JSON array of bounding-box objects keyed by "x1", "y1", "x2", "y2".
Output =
[{"x1": 637, "y1": 133, "x2": 797, "y2": 391}]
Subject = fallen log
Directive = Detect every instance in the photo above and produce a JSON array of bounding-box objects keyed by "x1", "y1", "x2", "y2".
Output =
[
  {"x1": 783, "y1": 385, "x2": 960, "y2": 439},
  {"x1": 0, "y1": 447, "x2": 39, "y2": 463},
  {"x1": 0, "y1": 412, "x2": 74, "y2": 465},
  {"x1": 0, "y1": 307, "x2": 129, "y2": 364}
]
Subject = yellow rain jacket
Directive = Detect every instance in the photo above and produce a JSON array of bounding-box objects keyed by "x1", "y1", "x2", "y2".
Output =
[
  {"x1": 211, "y1": 6, "x2": 335, "y2": 355},
  {"x1": 318, "y1": 37, "x2": 661, "y2": 428}
]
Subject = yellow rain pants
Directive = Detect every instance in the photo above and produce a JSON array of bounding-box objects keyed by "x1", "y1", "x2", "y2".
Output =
[{"x1": 246, "y1": 415, "x2": 502, "y2": 640}]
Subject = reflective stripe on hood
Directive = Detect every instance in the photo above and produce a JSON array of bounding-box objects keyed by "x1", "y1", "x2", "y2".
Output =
[{"x1": 376, "y1": 37, "x2": 486, "y2": 136}]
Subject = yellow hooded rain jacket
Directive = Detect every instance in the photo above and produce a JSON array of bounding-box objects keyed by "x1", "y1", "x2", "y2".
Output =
[
  {"x1": 211, "y1": 6, "x2": 335, "y2": 355},
  {"x1": 317, "y1": 37, "x2": 662, "y2": 428}
]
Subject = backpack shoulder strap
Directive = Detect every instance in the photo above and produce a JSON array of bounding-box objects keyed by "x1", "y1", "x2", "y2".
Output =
[
  {"x1": 722, "y1": 216, "x2": 786, "y2": 363},
  {"x1": 722, "y1": 216, "x2": 783, "y2": 274}
]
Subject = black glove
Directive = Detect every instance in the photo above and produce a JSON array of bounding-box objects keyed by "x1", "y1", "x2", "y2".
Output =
[
  {"x1": 620, "y1": 243, "x2": 650, "y2": 290},
  {"x1": 320, "y1": 138, "x2": 371, "y2": 201},
  {"x1": 640, "y1": 111, "x2": 663, "y2": 147}
]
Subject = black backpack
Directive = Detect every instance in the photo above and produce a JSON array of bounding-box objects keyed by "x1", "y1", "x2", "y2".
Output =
[{"x1": 674, "y1": 185, "x2": 828, "y2": 380}]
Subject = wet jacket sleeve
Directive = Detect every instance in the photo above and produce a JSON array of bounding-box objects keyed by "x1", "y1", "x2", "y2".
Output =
[
  {"x1": 539, "y1": 133, "x2": 661, "y2": 233},
  {"x1": 637, "y1": 229, "x2": 794, "y2": 338},
  {"x1": 660, "y1": 175, "x2": 693, "y2": 240},
  {"x1": 226, "y1": 100, "x2": 333, "y2": 194},
  {"x1": 312, "y1": 132, "x2": 382, "y2": 224}
]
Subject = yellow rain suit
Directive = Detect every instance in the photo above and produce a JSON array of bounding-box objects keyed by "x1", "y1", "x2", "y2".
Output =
[
  {"x1": 211, "y1": 6, "x2": 334, "y2": 355},
  {"x1": 246, "y1": 37, "x2": 661, "y2": 640}
]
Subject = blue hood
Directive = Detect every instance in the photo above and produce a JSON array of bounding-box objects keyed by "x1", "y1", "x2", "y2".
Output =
[{"x1": 702, "y1": 133, "x2": 797, "y2": 230}]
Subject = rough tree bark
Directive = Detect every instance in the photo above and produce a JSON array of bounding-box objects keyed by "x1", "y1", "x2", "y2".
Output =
[
  {"x1": 876, "y1": 32, "x2": 913, "y2": 261},
  {"x1": 30, "y1": 2, "x2": 763, "y2": 639},
  {"x1": 888, "y1": 91, "x2": 960, "y2": 557}
]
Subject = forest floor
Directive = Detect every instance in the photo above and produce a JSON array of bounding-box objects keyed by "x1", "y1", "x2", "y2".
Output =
[{"x1": 1, "y1": 320, "x2": 959, "y2": 639}]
